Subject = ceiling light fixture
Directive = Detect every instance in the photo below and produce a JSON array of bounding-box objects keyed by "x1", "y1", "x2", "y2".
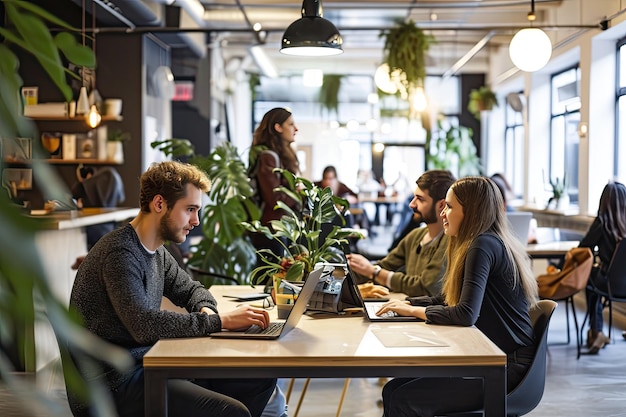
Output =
[
  {"x1": 280, "y1": 0, "x2": 343, "y2": 56},
  {"x1": 509, "y1": 0, "x2": 552, "y2": 72}
]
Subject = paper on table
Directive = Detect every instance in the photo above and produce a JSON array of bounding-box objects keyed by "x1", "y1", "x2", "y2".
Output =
[{"x1": 371, "y1": 328, "x2": 449, "y2": 347}]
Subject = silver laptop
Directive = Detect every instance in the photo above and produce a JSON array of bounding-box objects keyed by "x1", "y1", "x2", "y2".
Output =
[
  {"x1": 210, "y1": 267, "x2": 323, "y2": 340},
  {"x1": 507, "y1": 211, "x2": 532, "y2": 246}
]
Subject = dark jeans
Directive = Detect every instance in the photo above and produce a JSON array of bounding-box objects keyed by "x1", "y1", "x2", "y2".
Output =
[
  {"x1": 382, "y1": 346, "x2": 533, "y2": 417},
  {"x1": 113, "y1": 367, "x2": 276, "y2": 417},
  {"x1": 586, "y1": 266, "x2": 608, "y2": 332}
]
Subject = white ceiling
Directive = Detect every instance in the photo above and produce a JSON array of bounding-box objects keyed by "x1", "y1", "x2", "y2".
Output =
[{"x1": 183, "y1": 0, "x2": 589, "y2": 77}]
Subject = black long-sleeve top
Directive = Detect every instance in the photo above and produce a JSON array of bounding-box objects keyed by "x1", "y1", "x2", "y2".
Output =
[
  {"x1": 409, "y1": 233, "x2": 534, "y2": 355},
  {"x1": 578, "y1": 217, "x2": 616, "y2": 273}
]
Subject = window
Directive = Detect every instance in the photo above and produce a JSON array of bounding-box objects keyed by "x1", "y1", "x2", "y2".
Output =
[
  {"x1": 616, "y1": 38, "x2": 626, "y2": 183},
  {"x1": 550, "y1": 66, "x2": 581, "y2": 203},
  {"x1": 504, "y1": 92, "x2": 524, "y2": 197}
]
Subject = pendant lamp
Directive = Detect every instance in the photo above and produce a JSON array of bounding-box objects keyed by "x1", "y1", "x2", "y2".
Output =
[
  {"x1": 509, "y1": 0, "x2": 552, "y2": 72},
  {"x1": 280, "y1": 0, "x2": 343, "y2": 56}
]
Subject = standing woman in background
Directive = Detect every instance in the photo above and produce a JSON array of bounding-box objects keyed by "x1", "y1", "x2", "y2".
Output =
[
  {"x1": 579, "y1": 181, "x2": 626, "y2": 353},
  {"x1": 377, "y1": 176, "x2": 538, "y2": 417},
  {"x1": 248, "y1": 108, "x2": 301, "y2": 273}
]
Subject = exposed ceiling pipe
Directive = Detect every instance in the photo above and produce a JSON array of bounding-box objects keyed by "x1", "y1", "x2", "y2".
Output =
[{"x1": 442, "y1": 31, "x2": 496, "y2": 79}]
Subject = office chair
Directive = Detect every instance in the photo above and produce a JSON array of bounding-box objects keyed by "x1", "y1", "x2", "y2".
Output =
[
  {"x1": 580, "y1": 240, "x2": 626, "y2": 342},
  {"x1": 444, "y1": 299, "x2": 557, "y2": 417}
]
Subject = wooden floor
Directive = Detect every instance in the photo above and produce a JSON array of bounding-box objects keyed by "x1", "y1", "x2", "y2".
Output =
[{"x1": 2, "y1": 222, "x2": 626, "y2": 417}]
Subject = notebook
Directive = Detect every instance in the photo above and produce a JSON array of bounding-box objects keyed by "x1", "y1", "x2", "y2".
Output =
[
  {"x1": 507, "y1": 211, "x2": 532, "y2": 246},
  {"x1": 342, "y1": 263, "x2": 422, "y2": 322},
  {"x1": 210, "y1": 267, "x2": 324, "y2": 340}
]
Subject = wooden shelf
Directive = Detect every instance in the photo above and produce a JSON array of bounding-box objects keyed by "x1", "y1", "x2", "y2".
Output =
[
  {"x1": 3, "y1": 159, "x2": 122, "y2": 166},
  {"x1": 45, "y1": 158, "x2": 122, "y2": 165},
  {"x1": 28, "y1": 115, "x2": 123, "y2": 122}
]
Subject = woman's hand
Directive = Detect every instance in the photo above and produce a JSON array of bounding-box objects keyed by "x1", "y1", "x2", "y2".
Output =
[
  {"x1": 218, "y1": 305, "x2": 270, "y2": 331},
  {"x1": 377, "y1": 299, "x2": 425, "y2": 320}
]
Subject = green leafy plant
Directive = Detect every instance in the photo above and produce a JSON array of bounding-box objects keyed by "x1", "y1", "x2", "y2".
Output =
[
  {"x1": 468, "y1": 86, "x2": 499, "y2": 119},
  {"x1": 546, "y1": 176, "x2": 567, "y2": 209},
  {"x1": 0, "y1": 1, "x2": 131, "y2": 414},
  {"x1": 107, "y1": 129, "x2": 131, "y2": 142},
  {"x1": 426, "y1": 118, "x2": 482, "y2": 178},
  {"x1": 380, "y1": 19, "x2": 434, "y2": 96},
  {"x1": 241, "y1": 169, "x2": 363, "y2": 285},
  {"x1": 318, "y1": 74, "x2": 343, "y2": 116},
  {"x1": 151, "y1": 139, "x2": 260, "y2": 283}
]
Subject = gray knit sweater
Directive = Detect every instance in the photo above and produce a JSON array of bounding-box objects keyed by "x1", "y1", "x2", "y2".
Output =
[{"x1": 69, "y1": 224, "x2": 221, "y2": 388}]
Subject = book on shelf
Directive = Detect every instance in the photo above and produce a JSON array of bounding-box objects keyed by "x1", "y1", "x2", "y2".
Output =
[
  {"x1": 62, "y1": 134, "x2": 76, "y2": 160},
  {"x1": 23, "y1": 102, "x2": 67, "y2": 117}
]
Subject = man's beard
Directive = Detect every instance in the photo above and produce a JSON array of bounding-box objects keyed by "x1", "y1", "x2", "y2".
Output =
[
  {"x1": 414, "y1": 204, "x2": 437, "y2": 225},
  {"x1": 159, "y1": 210, "x2": 184, "y2": 244}
]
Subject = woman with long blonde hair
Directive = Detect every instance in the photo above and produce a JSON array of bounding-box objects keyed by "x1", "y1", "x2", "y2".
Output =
[{"x1": 378, "y1": 176, "x2": 538, "y2": 417}]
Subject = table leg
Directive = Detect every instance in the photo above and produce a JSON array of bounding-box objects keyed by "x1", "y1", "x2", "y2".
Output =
[
  {"x1": 145, "y1": 369, "x2": 168, "y2": 417},
  {"x1": 482, "y1": 366, "x2": 506, "y2": 416}
]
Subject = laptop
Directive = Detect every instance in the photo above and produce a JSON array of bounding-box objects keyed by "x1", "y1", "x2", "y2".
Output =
[
  {"x1": 210, "y1": 267, "x2": 324, "y2": 340},
  {"x1": 341, "y1": 262, "x2": 422, "y2": 322},
  {"x1": 507, "y1": 211, "x2": 532, "y2": 246}
]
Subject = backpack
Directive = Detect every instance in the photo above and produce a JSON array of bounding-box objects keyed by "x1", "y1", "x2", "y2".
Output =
[{"x1": 249, "y1": 149, "x2": 280, "y2": 211}]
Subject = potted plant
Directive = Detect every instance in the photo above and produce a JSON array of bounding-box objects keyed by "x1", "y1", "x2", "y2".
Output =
[
  {"x1": 468, "y1": 86, "x2": 499, "y2": 119},
  {"x1": 547, "y1": 176, "x2": 568, "y2": 210},
  {"x1": 241, "y1": 169, "x2": 363, "y2": 288},
  {"x1": 106, "y1": 129, "x2": 130, "y2": 163},
  {"x1": 379, "y1": 19, "x2": 434, "y2": 117},
  {"x1": 318, "y1": 74, "x2": 343, "y2": 117},
  {"x1": 151, "y1": 138, "x2": 260, "y2": 284}
]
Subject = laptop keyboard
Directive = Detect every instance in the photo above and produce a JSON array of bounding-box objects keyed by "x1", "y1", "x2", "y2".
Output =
[
  {"x1": 366, "y1": 303, "x2": 398, "y2": 318},
  {"x1": 245, "y1": 322, "x2": 283, "y2": 336}
]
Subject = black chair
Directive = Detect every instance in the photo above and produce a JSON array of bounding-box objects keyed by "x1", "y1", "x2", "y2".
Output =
[
  {"x1": 580, "y1": 240, "x2": 626, "y2": 342},
  {"x1": 445, "y1": 299, "x2": 557, "y2": 417}
]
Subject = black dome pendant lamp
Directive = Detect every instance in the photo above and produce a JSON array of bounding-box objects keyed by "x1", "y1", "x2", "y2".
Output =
[{"x1": 280, "y1": 0, "x2": 343, "y2": 56}]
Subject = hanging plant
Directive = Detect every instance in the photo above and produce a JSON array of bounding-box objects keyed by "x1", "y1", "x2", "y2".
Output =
[
  {"x1": 468, "y1": 86, "x2": 499, "y2": 119},
  {"x1": 380, "y1": 19, "x2": 434, "y2": 94},
  {"x1": 318, "y1": 74, "x2": 343, "y2": 116}
]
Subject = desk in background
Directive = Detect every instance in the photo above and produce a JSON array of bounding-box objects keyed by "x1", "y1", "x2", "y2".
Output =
[
  {"x1": 526, "y1": 240, "x2": 579, "y2": 259},
  {"x1": 144, "y1": 285, "x2": 506, "y2": 417}
]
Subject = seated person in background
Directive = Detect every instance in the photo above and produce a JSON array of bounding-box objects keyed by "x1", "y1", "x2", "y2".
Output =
[
  {"x1": 69, "y1": 161, "x2": 276, "y2": 417},
  {"x1": 72, "y1": 166, "x2": 126, "y2": 249},
  {"x1": 579, "y1": 181, "x2": 626, "y2": 354},
  {"x1": 315, "y1": 165, "x2": 358, "y2": 204},
  {"x1": 347, "y1": 170, "x2": 455, "y2": 298},
  {"x1": 489, "y1": 173, "x2": 514, "y2": 212},
  {"x1": 377, "y1": 176, "x2": 538, "y2": 417}
]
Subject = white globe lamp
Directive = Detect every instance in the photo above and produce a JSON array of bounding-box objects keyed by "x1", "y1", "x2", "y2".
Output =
[{"x1": 509, "y1": 27, "x2": 552, "y2": 72}]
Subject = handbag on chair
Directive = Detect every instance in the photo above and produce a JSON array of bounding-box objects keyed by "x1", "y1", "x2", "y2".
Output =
[{"x1": 537, "y1": 247, "x2": 593, "y2": 300}]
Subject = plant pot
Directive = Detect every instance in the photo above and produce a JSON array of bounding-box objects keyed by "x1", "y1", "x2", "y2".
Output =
[{"x1": 107, "y1": 141, "x2": 124, "y2": 163}]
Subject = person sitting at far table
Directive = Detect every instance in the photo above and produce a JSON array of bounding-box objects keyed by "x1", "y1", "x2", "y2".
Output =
[
  {"x1": 377, "y1": 176, "x2": 538, "y2": 417},
  {"x1": 347, "y1": 170, "x2": 455, "y2": 298},
  {"x1": 69, "y1": 161, "x2": 276, "y2": 417}
]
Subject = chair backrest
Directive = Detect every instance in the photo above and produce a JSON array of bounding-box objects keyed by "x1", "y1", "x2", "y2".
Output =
[
  {"x1": 606, "y1": 240, "x2": 626, "y2": 298},
  {"x1": 507, "y1": 299, "x2": 557, "y2": 417},
  {"x1": 506, "y1": 211, "x2": 532, "y2": 246},
  {"x1": 187, "y1": 264, "x2": 239, "y2": 287}
]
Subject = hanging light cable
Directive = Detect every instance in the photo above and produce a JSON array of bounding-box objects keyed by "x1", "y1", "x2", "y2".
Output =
[
  {"x1": 86, "y1": 0, "x2": 101, "y2": 128},
  {"x1": 508, "y1": 0, "x2": 552, "y2": 72}
]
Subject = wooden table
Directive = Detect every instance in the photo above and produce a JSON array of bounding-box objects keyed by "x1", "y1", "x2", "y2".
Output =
[
  {"x1": 144, "y1": 285, "x2": 506, "y2": 417},
  {"x1": 526, "y1": 240, "x2": 579, "y2": 259}
]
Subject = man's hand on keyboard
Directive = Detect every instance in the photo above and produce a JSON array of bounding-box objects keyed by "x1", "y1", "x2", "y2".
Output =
[{"x1": 219, "y1": 305, "x2": 270, "y2": 331}]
